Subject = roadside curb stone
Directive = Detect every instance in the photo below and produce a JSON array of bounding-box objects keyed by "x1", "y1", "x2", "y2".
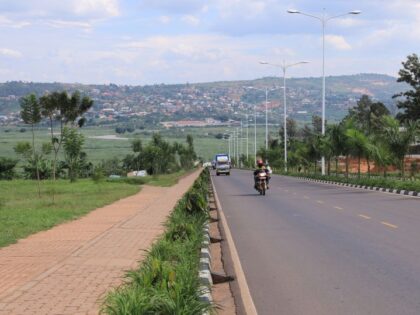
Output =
[{"x1": 294, "y1": 176, "x2": 419, "y2": 198}]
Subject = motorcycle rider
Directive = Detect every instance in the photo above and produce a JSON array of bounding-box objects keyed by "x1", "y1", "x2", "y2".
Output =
[
  {"x1": 253, "y1": 159, "x2": 266, "y2": 189},
  {"x1": 265, "y1": 161, "x2": 272, "y2": 189}
]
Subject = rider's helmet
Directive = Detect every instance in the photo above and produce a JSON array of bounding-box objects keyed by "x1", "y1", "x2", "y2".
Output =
[{"x1": 257, "y1": 159, "x2": 264, "y2": 167}]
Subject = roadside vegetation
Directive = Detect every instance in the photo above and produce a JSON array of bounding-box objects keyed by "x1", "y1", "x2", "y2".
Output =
[
  {"x1": 102, "y1": 169, "x2": 211, "y2": 315},
  {"x1": 252, "y1": 54, "x2": 419, "y2": 189},
  {"x1": 0, "y1": 179, "x2": 140, "y2": 248}
]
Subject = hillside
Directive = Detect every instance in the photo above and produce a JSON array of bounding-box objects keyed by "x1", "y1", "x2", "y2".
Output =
[{"x1": 0, "y1": 74, "x2": 407, "y2": 124}]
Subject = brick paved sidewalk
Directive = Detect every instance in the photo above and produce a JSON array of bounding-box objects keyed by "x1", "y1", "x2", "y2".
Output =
[{"x1": 0, "y1": 170, "x2": 200, "y2": 315}]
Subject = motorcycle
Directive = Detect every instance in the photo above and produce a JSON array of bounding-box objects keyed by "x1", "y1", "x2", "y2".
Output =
[{"x1": 254, "y1": 170, "x2": 268, "y2": 196}]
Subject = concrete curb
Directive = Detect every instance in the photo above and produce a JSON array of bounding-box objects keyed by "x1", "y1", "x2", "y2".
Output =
[
  {"x1": 293, "y1": 176, "x2": 420, "y2": 198},
  {"x1": 199, "y1": 222, "x2": 213, "y2": 315},
  {"x1": 211, "y1": 178, "x2": 259, "y2": 315}
]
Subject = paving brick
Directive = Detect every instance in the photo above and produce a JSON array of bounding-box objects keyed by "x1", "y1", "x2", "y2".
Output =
[{"x1": 0, "y1": 170, "x2": 200, "y2": 314}]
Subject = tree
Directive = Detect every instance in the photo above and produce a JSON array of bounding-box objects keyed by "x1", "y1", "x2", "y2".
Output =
[
  {"x1": 20, "y1": 94, "x2": 42, "y2": 196},
  {"x1": 382, "y1": 116, "x2": 419, "y2": 178},
  {"x1": 346, "y1": 95, "x2": 390, "y2": 134},
  {"x1": 280, "y1": 118, "x2": 298, "y2": 140},
  {"x1": 312, "y1": 115, "x2": 323, "y2": 134},
  {"x1": 40, "y1": 91, "x2": 93, "y2": 182},
  {"x1": 62, "y1": 128, "x2": 85, "y2": 182},
  {"x1": 393, "y1": 54, "x2": 420, "y2": 122},
  {"x1": 346, "y1": 129, "x2": 369, "y2": 178}
]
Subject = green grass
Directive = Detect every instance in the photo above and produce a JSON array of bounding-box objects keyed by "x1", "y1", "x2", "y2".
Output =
[
  {"x1": 0, "y1": 125, "x2": 270, "y2": 164},
  {"x1": 107, "y1": 170, "x2": 191, "y2": 187},
  {"x1": 102, "y1": 169, "x2": 211, "y2": 315},
  {"x1": 0, "y1": 179, "x2": 140, "y2": 248}
]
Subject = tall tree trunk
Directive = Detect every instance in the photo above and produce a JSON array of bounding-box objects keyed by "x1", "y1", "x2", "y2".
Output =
[
  {"x1": 345, "y1": 155, "x2": 349, "y2": 179},
  {"x1": 327, "y1": 158, "x2": 331, "y2": 176},
  {"x1": 49, "y1": 117, "x2": 56, "y2": 203},
  {"x1": 401, "y1": 158, "x2": 405, "y2": 180},
  {"x1": 32, "y1": 124, "x2": 41, "y2": 198},
  {"x1": 335, "y1": 157, "x2": 339, "y2": 176}
]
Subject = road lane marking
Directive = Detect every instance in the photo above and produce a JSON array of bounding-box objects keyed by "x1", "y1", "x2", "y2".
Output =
[
  {"x1": 358, "y1": 214, "x2": 371, "y2": 220},
  {"x1": 381, "y1": 221, "x2": 398, "y2": 229},
  {"x1": 316, "y1": 200, "x2": 325, "y2": 204},
  {"x1": 334, "y1": 206, "x2": 344, "y2": 210}
]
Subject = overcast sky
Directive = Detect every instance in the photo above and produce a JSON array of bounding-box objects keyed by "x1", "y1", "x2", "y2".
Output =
[{"x1": 0, "y1": 0, "x2": 419, "y2": 85}]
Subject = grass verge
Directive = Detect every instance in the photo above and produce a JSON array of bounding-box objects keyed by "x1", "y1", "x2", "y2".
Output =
[
  {"x1": 0, "y1": 179, "x2": 140, "y2": 248},
  {"x1": 107, "y1": 170, "x2": 192, "y2": 187},
  {"x1": 102, "y1": 168, "x2": 212, "y2": 315},
  {"x1": 283, "y1": 172, "x2": 420, "y2": 193}
]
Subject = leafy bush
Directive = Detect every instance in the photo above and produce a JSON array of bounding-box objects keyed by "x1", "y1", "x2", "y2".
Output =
[
  {"x1": 102, "y1": 169, "x2": 211, "y2": 315},
  {"x1": 0, "y1": 157, "x2": 18, "y2": 180}
]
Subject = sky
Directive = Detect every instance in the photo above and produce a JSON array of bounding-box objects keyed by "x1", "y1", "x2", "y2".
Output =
[{"x1": 0, "y1": 0, "x2": 419, "y2": 85}]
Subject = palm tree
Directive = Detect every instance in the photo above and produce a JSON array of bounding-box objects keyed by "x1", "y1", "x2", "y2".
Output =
[
  {"x1": 346, "y1": 128, "x2": 369, "y2": 178},
  {"x1": 382, "y1": 116, "x2": 419, "y2": 179},
  {"x1": 369, "y1": 139, "x2": 393, "y2": 177}
]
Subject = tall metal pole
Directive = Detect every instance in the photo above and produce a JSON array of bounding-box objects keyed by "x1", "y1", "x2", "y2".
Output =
[
  {"x1": 228, "y1": 134, "x2": 231, "y2": 157},
  {"x1": 236, "y1": 127, "x2": 239, "y2": 166},
  {"x1": 265, "y1": 88, "x2": 268, "y2": 151},
  {"x1": 246, "y1": 113, "x2": 249, "y2": 160},
  {"x1": 254, "y1": 104, "x2": 257, "y2": 166},
  {"x1": 283, "y1": 66, "x2": 288, "y2": 173},
  {"x1": 287, "y1": 8, "x2": 361, "y2": 176},
  {"x1": 321, "y1": 13, "x2": 326, "y2": 175},
  {"x1": 240, "y1": 120, "x2": 243, "y2": 167}
]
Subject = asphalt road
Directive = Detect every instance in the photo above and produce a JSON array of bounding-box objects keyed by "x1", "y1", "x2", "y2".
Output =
[{"x1": 212, "y1": 169, "x2": 420, "y2": 315}]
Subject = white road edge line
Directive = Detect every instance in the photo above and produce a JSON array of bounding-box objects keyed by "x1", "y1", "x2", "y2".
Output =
[{"x1": 211, "y1": 178, "x2": 259, "y2": 315}]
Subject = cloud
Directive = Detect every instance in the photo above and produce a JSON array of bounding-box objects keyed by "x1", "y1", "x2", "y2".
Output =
[
  {"x1": 138, "y1": 0, "x2": 207, "y2": 14},
  {"x1": 181, "y1": 15, "x2": 200, "y2": 26},
  {"x1": 45, "y1": 19, "x2": 93, "y2": 30},
  {"x1": 158, "y1": 15, "x2": 171, "y2": 24},
  {"x1": 72, "y1": 0, "x2": 120, "y2": 17},
  {"x1": 325, "y1": 35, "x2": 351, "y2": 50},
  {"x1": 0, "y1": 48, "x2": 22, "y2": 58},
  {"x1": 0, "y1": 15, "x2": 31, "y2": 28}
]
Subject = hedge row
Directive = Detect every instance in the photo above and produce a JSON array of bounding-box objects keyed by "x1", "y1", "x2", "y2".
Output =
[{"x1": 102, "y1": 168, "x2": 212, "y2": 315}]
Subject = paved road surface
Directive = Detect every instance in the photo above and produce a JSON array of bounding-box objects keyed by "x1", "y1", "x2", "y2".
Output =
[{"x1": 212, "y1": 170, "x2": 420, "y2": 315}]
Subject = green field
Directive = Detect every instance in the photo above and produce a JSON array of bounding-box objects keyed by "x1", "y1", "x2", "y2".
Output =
[
  {"x1": 0, "y1": 125, "x2": 271, "y2": 164},
  {"x1": 0, "y1": 171, "x2": 191, "y2": 248}
]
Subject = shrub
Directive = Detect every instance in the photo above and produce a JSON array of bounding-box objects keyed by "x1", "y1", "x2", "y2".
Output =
[
  {"x1": 0, "y1": 157, "x2": 18, "y2": 180},
  {"x1": 102, "y1": 170, "x2": 211, "y2": 315}
]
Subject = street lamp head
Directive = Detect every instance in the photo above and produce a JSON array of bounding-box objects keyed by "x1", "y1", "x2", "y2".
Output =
[
  {"x1": 349, "y1": 10, "x2": 361, "y2": 15},
  {"x1": 259, "y1": 61, "x2": 268, "y2": 65},
  {"x1": 287, "y1": 9, "x2": 300, "y2": 14}
]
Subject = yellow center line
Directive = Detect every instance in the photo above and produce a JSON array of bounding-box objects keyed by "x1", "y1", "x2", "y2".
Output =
[
  {"x1": 316, "y1": 200, "x2": 325, "y2": 204},
  {"x1": 358, "y1": 214, "x2": 371, "y2": 220},
  {"x1": 334, "y1": 206, "x2": 344, "y2": 210},
  {"x1": 381, "y1": 221, "x2": 398, "y2": 229}
]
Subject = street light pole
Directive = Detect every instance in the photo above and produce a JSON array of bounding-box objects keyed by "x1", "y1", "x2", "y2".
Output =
[
  {"x1": 254, "y1": 103, "x2": 257, "y2": 166},
  {"x1": 246, "y1": 112, "x2": 249, "y2": 160},
  {"x1": 288, "y1": 8, "x2": 361, "y2": 175},
  {"x1": 260, "y1": 60, "x2": 309, "y2": 173},
  {"x1": 265, "y1": 88, "x2": 268, "y2": 151}
]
